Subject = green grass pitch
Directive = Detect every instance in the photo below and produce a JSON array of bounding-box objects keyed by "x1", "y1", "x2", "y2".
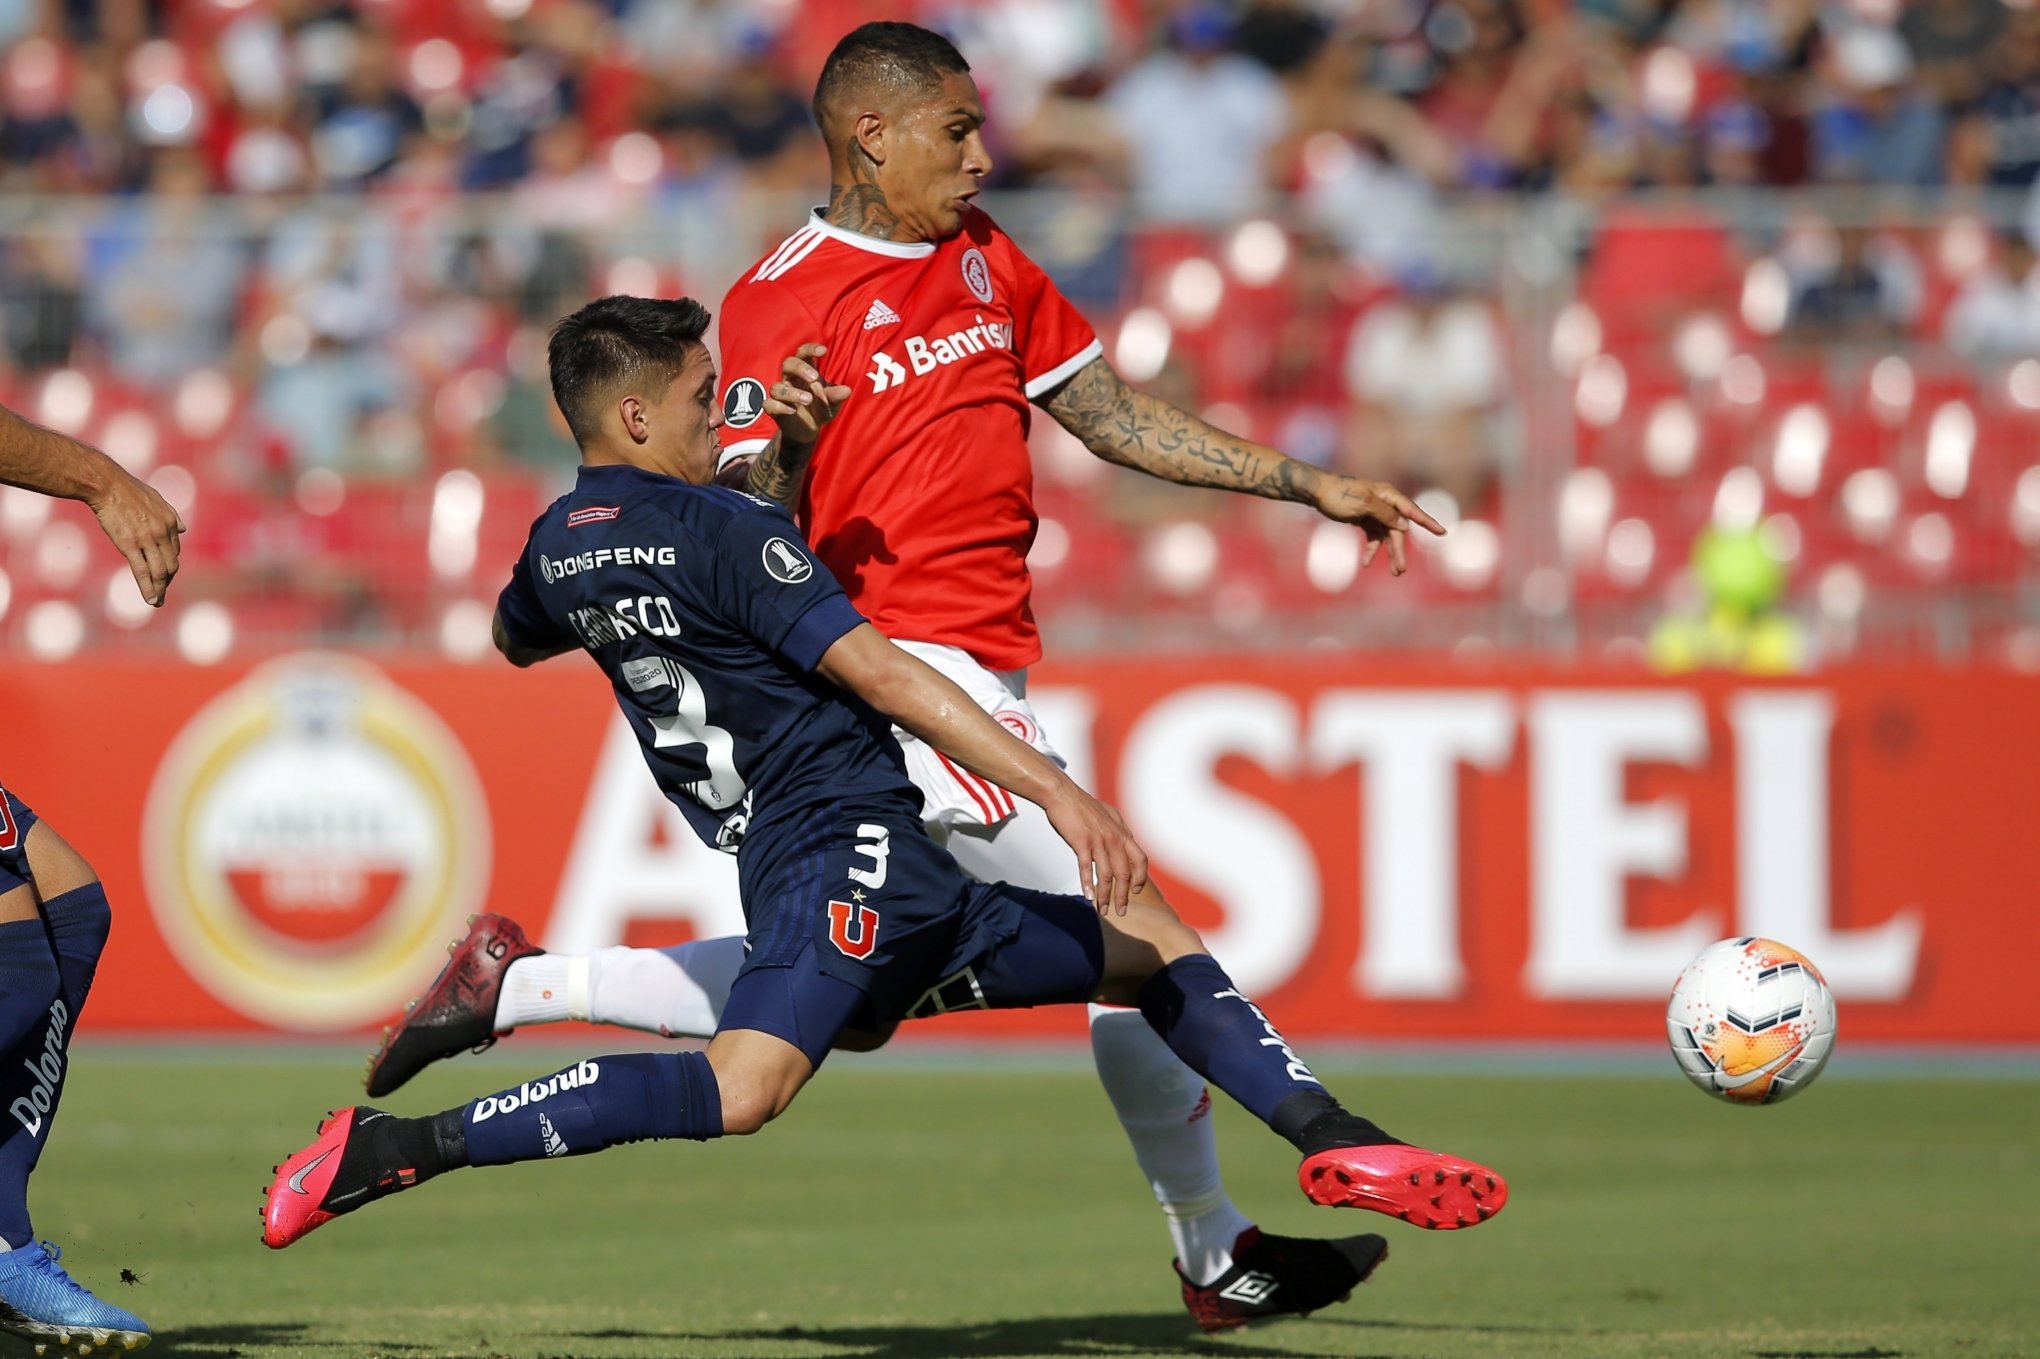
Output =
[{"x1": 26, "y1": 1046, "x2": 2038, "y2": 1359}]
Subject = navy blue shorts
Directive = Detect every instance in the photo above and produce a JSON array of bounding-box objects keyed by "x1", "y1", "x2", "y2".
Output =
[
  {"x1": 0, "y1": 780, "x2": 37, "y2": 895},
  {"x1": 720, "y1": 806, "x2": 1107, "y2": 1065}
]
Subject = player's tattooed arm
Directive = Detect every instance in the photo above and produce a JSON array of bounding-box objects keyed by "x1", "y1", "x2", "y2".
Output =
[
  {"x1": 742, "y1": 438, "x2": 811, "y2": 506},
  {"x1": 1042, "y1": 357, "x2": 1446, "y2": 574},
  {"x1": 747, "y1": 344, "x2": 853, "y2": 505},
  {"x1": 1044, "y1": 357, "x2": 1321, "y2": 498},
  {"x1": 0, "y1": 402, "x2": 184, "y2": 605}
]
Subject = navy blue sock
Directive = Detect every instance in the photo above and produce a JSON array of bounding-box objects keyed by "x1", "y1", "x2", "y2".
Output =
[
  {"x1": 0, "y1": 919, "x2": 65, "y2": 1247},
  {"x1": 1137, "y1": 954, "x2": 1395, "y2": 1151},
  {"x1": 459, "y1": 1051, "x2": 722, "y2": 1168},
  {"x1": 37, "y1": 884, "x2": 110, "y2": 1021}
]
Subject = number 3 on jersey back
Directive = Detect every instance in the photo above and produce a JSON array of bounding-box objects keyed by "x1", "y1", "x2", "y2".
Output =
[{"x1": 634, "y1": 656, "x2": 747, "y2": 815}]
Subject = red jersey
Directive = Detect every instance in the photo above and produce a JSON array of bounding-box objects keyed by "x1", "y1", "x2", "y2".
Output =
[{"x1": 715, "y1": 208, "x2": 1101, "y2": 670}]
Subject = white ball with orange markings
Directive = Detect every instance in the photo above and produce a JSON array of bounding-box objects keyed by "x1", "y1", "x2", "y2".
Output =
[{"x1": 1666, "y1": 937, "x2": 1836, "y2": 1105}]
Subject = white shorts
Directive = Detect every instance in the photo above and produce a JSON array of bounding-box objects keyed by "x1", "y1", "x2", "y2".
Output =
[{"x1": 890, "y1": 640, "x2": 1064, "y2": 831}]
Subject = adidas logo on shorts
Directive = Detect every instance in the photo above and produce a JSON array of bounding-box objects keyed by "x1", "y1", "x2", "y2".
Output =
[{"x1": 863, "y1": 298, "x2": 901, "y2": 330}]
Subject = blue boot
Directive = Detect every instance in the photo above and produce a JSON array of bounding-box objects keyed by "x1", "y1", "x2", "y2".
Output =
[{"x1": 0, "y1": 1241, "x2": 150, "y2": 1353}]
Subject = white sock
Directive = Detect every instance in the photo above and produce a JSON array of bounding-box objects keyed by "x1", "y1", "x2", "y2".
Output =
[
  {"x1": 589, "y1": 936, "x2": 745, "y2": 1038},
  {"x1": 1088, "y1": 1003, "x2": 1255, "y2": 1287},
  {"x1": 495, "y1": 938, "x2": 746, "y2": 1038},
  {"x1": 493, "y1": 954, "x2": 588, "y2": 1031}
]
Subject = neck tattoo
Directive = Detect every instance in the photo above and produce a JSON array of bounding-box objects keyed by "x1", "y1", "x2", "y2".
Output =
[{"x1": 826, "y1": 143, "x2": 902, "y2": 240}]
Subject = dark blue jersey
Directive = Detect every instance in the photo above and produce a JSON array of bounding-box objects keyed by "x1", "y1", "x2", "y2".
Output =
[
  {"x1": 496, "y1": 464, "x2": 918, "y2": 854},
  {"x1": 0, "y1": 778, "x2": 37, "y2": 896}
]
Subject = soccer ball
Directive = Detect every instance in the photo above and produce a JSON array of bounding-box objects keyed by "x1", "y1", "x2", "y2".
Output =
[{"x1": 1666, "y1": 937, "x2": 1836, "y2": 1105}]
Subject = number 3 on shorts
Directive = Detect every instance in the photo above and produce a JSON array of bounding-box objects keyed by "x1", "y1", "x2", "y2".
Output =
[{"x1": 849, "y1": 824, "x2": 890, "y2": 889}]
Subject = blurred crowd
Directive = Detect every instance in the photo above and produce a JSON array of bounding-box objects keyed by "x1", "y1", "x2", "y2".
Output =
[
  {"x1": 6, "y1": 0, "x2": 2040, "y2": 206},
  {"x1": 0, "y1": 0, "x2": 2035, "y2": 665}
]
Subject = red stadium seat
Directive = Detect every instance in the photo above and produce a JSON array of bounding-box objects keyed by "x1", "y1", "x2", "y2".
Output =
[
  {"x1": 1568, "y1": 475, "x2": 1693, "y2": 604},
  {"x1": 1581, "y1": 207, "x2": 1742, "y2": 344},
  {"x1": 472, "y1": 469, "x2": 553, "y2": 587}
]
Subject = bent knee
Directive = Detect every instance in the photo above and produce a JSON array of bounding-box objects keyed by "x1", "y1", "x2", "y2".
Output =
[
  {"x1": 716, "y1": 1085, "x2": 794, "y2": 1136},
  {"x1": 1125, "y1": 901, "x2": 1205, "y2": 960},
  {"x1": 705, "y1": 1044, "x2": 807, "y2": 1134},
  {"x1": 1158, "y1": 917, "x2": 1206, "y2": 959},
  {"x1": 0, "y1": 882, "x2": 37, "y2": 926},
  {"x1": 23, "y1": 822, "x2": 99, "y2": 900},
  {"x1": 705, "y1": 1027, "x2": 818, "y2": 1134},
  {"x1": 717, "y1": 1097, "x2": 771, "y2": 1137},
  {"x1": 1095, "y1": 902, "x2": 1208, "y2": 1005},
  {"x1": 1124, "y1": 885, "x2": 1202, "y2": 948}
]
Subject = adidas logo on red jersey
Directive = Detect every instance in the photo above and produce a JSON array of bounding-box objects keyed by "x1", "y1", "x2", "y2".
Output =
[{"x1": 862, "y1": 298, "x2": 900, "y2": 330}]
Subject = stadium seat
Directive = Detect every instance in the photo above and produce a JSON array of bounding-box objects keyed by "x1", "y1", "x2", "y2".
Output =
[
  {"x1": 1568, "y1": 475, "x2": 1689, "y2": 603},
  {"x1": 1580, "y1": 206, "x2": 1742, "y2": 344},
  {"x1": 1976, "y1": 400, "x2": 2040, "y2": 509},
  {"x1": 330, "y1": 481, "x2": 432, "y2": 631}
]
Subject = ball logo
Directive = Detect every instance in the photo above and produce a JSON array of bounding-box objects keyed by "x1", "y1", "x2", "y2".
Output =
[
  {"x1": 143, "y1": 655, "x2": 491, "y2": 1032},
  {"x1": 961, "y1": 248, "x2": 994, "y2": 303},
  {"x1": 761, "y1": 537, "x2": 814, "y2": 584},
  {"x1": 722, "y1": 378, "x2": 768, "y2": 429}
]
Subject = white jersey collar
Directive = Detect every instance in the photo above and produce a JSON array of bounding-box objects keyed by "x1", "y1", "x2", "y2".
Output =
[{"x1": 805, "y1": 207, "x2": 938, "y2": 259}]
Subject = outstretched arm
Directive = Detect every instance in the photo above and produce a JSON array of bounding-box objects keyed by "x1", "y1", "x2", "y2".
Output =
[
  {"x1": 0, "y1": 404, "x2": 185, "y2": 605},
  {"x1": 814, "y1": 622, "x2": 1147, "y2": 913},
  {"x1": 1041, "y1": 357, "x2": 1444, "y2": 573}
]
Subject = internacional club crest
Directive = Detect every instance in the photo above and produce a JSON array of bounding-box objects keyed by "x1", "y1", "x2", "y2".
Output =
[{"x1": 961, "y1": 247, "x2": 994, "y2": 303}]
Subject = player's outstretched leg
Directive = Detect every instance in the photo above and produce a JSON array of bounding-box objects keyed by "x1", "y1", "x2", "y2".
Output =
[
  {"x1": 951, "y1": 802, "x2": 1362, "y2": 1310},
  {"x1": 1099, "y1": 903, "x2": 1508, "y2": 1233},
  {"x1": 1086, "y1": 1003, "x2": 1390, "y2": 1324},
  {"x1": 266, "y1": 1051, "x2": 726, "y2": 1249},
  {"x1": 281, "y1": 948, "x2": 864, "y2": 1248},
  {"x1": 364, "y1": 915, "x2": 745, "y2": 1096}
]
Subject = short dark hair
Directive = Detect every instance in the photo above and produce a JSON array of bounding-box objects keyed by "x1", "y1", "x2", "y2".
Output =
[
  {"x1": 547, "y1": 295, "x2": 711, "y2": 447},
  {"x1": 811, "y1": 22, "x2": 970, "y2": 134}
]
